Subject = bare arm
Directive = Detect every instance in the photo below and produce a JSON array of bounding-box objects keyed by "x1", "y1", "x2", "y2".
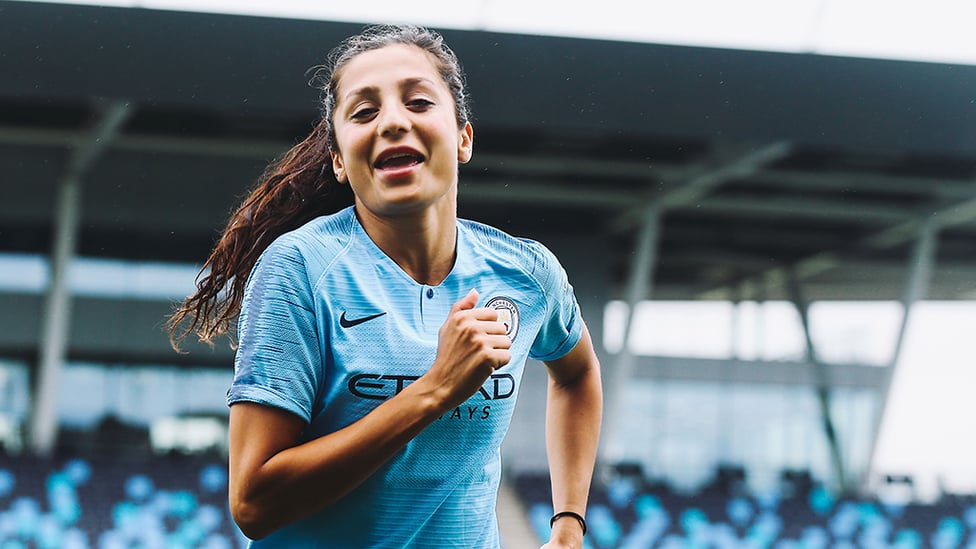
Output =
[
  {"x1": 229, "y1": 289, "x2": 510, "y2": 540},
  {"x1": 542, "y1": 323, "x2": 603, "y2": 549}
]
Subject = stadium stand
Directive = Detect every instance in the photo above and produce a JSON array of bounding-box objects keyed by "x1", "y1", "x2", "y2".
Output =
[
  {"x1": 514, "y1": 467, "x2": 976, "y2": 548},
  {"x1": 0, "y1": 451, "x2": 243, "y2": 549},
  {"x1": 2, "y1": 451, "x2": 976, "y2": 548}
]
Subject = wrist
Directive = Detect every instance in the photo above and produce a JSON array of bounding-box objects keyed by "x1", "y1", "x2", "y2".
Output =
[
  {"x1": 550, "y1": 510, "x2": 587, "y2": 538},
  {"x1": 548, "y1": 521, "x2": 584, "y2": 549},
  {"x1": 549, "y1": 511, "x2": 586, "y2": 536}
]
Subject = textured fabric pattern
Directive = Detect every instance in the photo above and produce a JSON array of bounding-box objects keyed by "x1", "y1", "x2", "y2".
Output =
[{"x1": 228, "y1": 206, "x2": 583, "y2": 548}]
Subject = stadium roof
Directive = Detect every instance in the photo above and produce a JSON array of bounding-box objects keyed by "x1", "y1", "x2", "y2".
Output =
[
  {"x1": 12, "y1": 0, "x2": 976, "y2": 66},
  {"x1": 2, "y1": 0, "x2": 976, "y2": 303}
]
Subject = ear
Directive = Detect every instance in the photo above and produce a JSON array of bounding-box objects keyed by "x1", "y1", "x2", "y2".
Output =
[
  {"x1": 331, "y1": 150, "x2": 347, "y2": 184},
  {"x1": 457, "y1": 122, "x2": 474, "y2": 164}
]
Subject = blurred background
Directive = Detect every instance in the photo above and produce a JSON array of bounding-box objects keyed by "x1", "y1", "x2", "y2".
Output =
[{"x1": 1, "y1": 1, "x2": 976, "y2": 547}]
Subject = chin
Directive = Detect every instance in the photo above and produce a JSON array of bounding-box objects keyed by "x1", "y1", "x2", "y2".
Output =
[{"x1": 385, "y1": 189, "x2": 455, "y2": 213}]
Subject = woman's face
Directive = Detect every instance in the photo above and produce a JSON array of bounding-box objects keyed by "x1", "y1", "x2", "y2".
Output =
[{"x1": 330, "y1": 44, "x2": 473, "y2": 219}]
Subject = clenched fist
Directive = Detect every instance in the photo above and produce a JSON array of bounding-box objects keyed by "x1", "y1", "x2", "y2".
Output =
[{"x1": 423, "y1": 289, "x2": 512, "y2": 412}]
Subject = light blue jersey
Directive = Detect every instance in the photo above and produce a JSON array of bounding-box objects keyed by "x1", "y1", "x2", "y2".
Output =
[{"x1": 229, "y1": 206, "x2": 582, "y2": 548}]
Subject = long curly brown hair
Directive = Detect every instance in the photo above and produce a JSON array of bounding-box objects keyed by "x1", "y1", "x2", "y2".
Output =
[{"x1": 168, "y1": 24, "x2": 471, "y2": 349}]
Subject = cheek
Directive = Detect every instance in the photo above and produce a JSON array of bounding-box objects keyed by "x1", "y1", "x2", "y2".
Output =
[
  {"x1": 336, "y1": 143, "x2": 368, "y2": 172},
  {"x1": 333, "y1": 123, "x2": 365, "y2": 149}
]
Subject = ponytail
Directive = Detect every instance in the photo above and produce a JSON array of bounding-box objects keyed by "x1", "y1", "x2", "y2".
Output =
[{"x1": 168, "y1": 118, "x2": 353, "y2": 349}]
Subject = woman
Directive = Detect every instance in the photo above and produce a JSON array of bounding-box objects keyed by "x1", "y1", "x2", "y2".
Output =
[{"x1": 170, "y1": 24, "x2": 602, "y2": 549}]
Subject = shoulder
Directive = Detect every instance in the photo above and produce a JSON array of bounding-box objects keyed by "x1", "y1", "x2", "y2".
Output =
[
  {"x1": 458, "y1": 218, "x2": 562, "y2": 280},
  {"x1": 253, "y1": 207, "x2": 357, "y2": 284}
]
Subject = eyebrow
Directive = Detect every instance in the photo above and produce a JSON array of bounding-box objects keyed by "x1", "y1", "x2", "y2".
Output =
[{"x1": 343, "y1": 77, "x2": 440, "y2": 102}]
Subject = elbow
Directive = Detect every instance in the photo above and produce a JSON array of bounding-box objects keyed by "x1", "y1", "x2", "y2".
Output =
[
  {"x1": 229, "y1": 477, "x2": 343, "y2": 540},
  {"x1": 230, "y1": 493, "x2": 275, "y2": 541}
]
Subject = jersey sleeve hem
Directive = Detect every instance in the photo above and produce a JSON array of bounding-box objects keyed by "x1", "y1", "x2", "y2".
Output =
[
  {"x1": 227, "y1": 385, "x2": 311, "y2": 424},
  {"x1": 529, "y1": 313, "x2": 583, "y2": 362}
]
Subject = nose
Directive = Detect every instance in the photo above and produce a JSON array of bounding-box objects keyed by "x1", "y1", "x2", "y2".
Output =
[{"x1": 376, "y1": 103, "x2": 410, "y2": 138}]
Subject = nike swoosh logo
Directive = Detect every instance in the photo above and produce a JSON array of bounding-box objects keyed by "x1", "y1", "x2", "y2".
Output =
[{"x1": 339, "y1": 311, "x2": 387, "y2": 328}]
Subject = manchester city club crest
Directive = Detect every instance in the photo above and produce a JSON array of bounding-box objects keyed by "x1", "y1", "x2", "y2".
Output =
[{"x1": 485, "y1": 296, "x2": 519, "y2": 342}]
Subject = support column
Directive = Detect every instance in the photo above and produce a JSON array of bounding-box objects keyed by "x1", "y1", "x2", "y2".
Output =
[
  {"x1": 29, "y1": 101, "x2": 131, "y2": 456},
  {"x1": 600, "y1": 208, "x2": 661, "y2": 464},
  {"x1": 30, "y1": 175, "x2": 81, "y2": 456},
  {"x1": 786, "y1": 270, "x2": 848, "y2": 494},
  {"x1": 756, "y1": 278, "x2": 768, "y2": 360},
  {"x1": 730, "y1": 281, "x2": 751, "y2": 360},
  {"x1": 864, "y1": 220, "x2": 938, "y2": 489}
]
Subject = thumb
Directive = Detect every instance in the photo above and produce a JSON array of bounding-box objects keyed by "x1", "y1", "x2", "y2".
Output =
[{"x1": 452, "y1": 288, "x2": 479, "y2": 312}]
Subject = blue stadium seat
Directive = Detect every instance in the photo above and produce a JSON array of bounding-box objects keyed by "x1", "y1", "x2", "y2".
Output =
[
  {"x1": 617, "y1": 511, "x2": 668, "y2": 548},
  {"x1": 588, "y1": 504, "x2": 623, "y2": 548},
  {"x1": 892, "y1": 527, "x2": 923, "y2": 549},
  {"x1": 931, "y1": 516, "x2": 965, "y2": 549},
  {"x1": 799, "y1": 525, "x2": 829, "y2": 549},
  {"x1": 0, "y1": 468, "x2": 15, "y2": 499},
  {"x1": 727, "y1": 496, "x2": 754, "y2": 528}
]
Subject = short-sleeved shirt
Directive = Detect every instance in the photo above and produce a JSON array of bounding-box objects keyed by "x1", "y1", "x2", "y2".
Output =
[{"x1": 228, "y1": 206, "x2": 582, "y2": 548}]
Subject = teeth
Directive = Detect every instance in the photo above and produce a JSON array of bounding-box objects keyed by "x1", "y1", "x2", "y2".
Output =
[{"x1": 378, "y1": 152, "x2": 421, "y2": 168}]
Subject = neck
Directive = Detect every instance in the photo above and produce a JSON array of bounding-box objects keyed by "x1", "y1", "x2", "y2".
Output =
[{"x1": 354, "y1": 200, "x2": 457, "y2": 286}]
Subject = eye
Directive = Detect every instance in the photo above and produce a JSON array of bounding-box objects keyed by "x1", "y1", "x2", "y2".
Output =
[
  {"x1": 407, "y1": 98, "x2": 434, "y2": 110},
  {"x1": 351, "y1": 106, "x2": 377, "y2": 120}
]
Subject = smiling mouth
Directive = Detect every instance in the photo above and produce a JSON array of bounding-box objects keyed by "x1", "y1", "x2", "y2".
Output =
[{"x1": 375, "y1": 152, "x2": 424, "y2": 170}]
